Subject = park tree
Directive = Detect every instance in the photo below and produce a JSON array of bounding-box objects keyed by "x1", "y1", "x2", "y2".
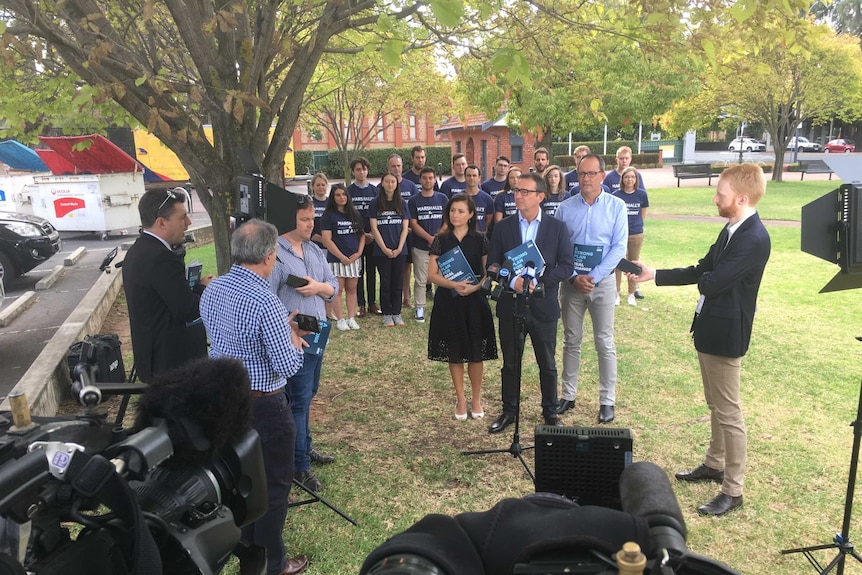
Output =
[
  {"x1": 0, "y1": 0, "x2": 481, "y2": 272},
  {"x1": 666, "y1": 15, "x2": 862, "y2": 181},
  {"x1": 812, "y1": 0, "x2": 862, "y2": 41},
  {"x1": 302, "y1": 44, "x2": 451, "y2": 180}
]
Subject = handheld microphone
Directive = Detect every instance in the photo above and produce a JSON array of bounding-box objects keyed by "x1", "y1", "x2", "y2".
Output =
[{"x1": 492, "y1": 259, "x2": 514, "y2": 300}]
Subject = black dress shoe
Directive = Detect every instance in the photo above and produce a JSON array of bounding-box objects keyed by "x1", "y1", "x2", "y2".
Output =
[
  {"x1": 543, "y1": 414, "x2": 563, "y2": 427},
  {"x1": 488, "y1": 413, "x2": 515, "y2": 434},
  {"x1": 634, "y1": 290, "x2": 645, "y2": 300},
  {"x1": 675, "y1": 464, "x2": 725, "y2": 483},
  {"x1": 697, "y1": 492, "x2": 743, "y2": 516},
  {"x1": 555, "y1": 399, "x2": 575, "y2": 414},
  {"x1": 598, "y1": 405, "x2": 614, "y2": 423}
]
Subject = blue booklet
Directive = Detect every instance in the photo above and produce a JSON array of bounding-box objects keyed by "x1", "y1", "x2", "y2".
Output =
[
  {"x1": 436, "y1": 246, "x2": 478, "y2": 295},
  {"x1": 504, "y1": 240, "x2": 546, "y2": 277},
  {"x1": 301, "y1": 320, "x2": 331, "y2": 356}
]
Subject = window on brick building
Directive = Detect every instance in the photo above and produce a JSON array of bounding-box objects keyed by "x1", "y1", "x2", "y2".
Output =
[
  {"x1": 511, "y1": 145, "x2": 523, "y2": 163},
  {"x1": 409, "y1": 113, "x2": 417, "y2": 140}
]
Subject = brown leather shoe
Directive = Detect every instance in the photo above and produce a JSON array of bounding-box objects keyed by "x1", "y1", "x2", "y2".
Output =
[
  {"x1": 278, "y1": 555, "x2": 309, "y2": 575},
  {"x1": 356, "y1": 306, "x2": 366, "y2": 318},
  {"x1": 675, "y1": 464, "x2": 724, "y2": 483},
  {"x1": 697, "y1": 492, "x2": 743, "y2": 516},
  {"x1": 369, "y1": 302, "x2": 382, "y2": 315}
]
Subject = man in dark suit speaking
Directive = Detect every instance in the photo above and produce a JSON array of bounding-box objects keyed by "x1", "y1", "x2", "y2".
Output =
[
  {"x1": 123, "y1": 188, "x2": 213, "y2": 382},
  {"x1": 630, "y1": 163, "x2": 771, "y2": 516},
  {"x1": 487, "y1": 172, "x2": 574, "y2": 434}
]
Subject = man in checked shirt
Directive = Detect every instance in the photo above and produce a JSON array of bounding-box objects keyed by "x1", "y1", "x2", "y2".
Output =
[{"x1": 201, "y1": 219, "x2": 310, "y2": 575}]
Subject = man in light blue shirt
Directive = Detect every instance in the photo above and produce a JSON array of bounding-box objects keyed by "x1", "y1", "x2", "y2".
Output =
[{"x1": 554, "y1": 154, "x2": 628, "y2": 424}]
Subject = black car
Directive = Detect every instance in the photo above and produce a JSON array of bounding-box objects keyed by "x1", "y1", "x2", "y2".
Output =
[{"x1": 0, "y1": 211, "x2": 61, "y2": 281}]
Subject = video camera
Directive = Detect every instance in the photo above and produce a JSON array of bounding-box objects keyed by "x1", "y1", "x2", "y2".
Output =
[
  {"x1": 361, "y1": 462, "x2": 740, "y2": 575},
  {"x1": 0, "y1": 356, "x2": 268, "y2": 575},
  {"x1": 481, "y1": 259, "x2": 545, "y2": 300}
]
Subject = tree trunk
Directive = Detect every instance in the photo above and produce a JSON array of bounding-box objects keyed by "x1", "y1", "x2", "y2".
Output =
[{"x1": 771, "y1": 145, "x2": 786, "y2": 182}]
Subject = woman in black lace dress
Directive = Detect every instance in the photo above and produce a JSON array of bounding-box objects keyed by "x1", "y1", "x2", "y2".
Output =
[{"x1": 427, "y1": 193, "x2": 498, "y2": 421}]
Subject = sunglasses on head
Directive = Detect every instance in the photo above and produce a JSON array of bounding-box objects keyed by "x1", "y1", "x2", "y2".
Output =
[{"x1": 155, "y1": 189, "x2": 179, "y2": 219}]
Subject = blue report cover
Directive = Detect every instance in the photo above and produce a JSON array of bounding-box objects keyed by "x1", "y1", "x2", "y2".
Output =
[
  {"x1": 436, "y1": 246, "x2": 478, "y2": 295},
  {"x1": 302, "y1": 320, "x2": 332, "y2": 356},
  {"x1": 504, "y1": 240, "x2": 546, "y2": 276}
]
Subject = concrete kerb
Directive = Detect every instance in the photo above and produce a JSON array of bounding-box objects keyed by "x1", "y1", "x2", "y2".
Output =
[{"x1": 0, "y1": 224, "x2": 214, "y2": 417}]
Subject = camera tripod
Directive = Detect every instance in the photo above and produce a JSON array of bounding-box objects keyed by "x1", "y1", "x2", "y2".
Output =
[
  {"x1": 781, "y1": 375, "x2": 862, "y2": 574},
  {"x1": 463, "y1": 286, "x2": 535, "y2": 482}
]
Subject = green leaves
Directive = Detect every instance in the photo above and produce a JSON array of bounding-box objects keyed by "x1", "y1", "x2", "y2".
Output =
[{"x1": 428, "y1": 0, "x2": 465, "y2": 28}]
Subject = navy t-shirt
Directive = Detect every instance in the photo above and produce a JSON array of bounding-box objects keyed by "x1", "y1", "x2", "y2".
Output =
[
  {"x1": 370, "y1": 198, "x2": 411, "y2": 256},
  {"x1": 482, "y1": 178, "x2": 506, "y2": 196},
  {"x1": 399, "y1": 179, "x2": 418, "y2": 198},
  {"x1": 320, "y1": 210, "x2": 362, "y2": 262},
  {"x1": 312, "y1": 196, "x2": 328, "y2": 248},
  {"x1": 542, "y1": 192, "x2": 569, "y2": 218},
  {"x1": 348, "y1": 182, "x2": 378, "y2": 232},
  {"x1": 612, "y1": 188, "x2": 650, "y2": 235},
  {"x1": 468, "y1": 190, "x2": 495, "y2": 233},
  {"x1": 440, "y1": 177, "x2": 467, "y2": 198},
  {"x1": 408, "y1": 192, "x2": 448, "y2": 251},
  {"x1": 494, "y1": 191, "x2": 517, "y2": 219},
  {"x1": 603, "y1": 170, "x2": 646, "y2": 193},
  {"x1": 403, "y1": 169, "x2": 440, "y2": 191},
  {"x1": 565, "y1": 169, "x2": 579, "y2": 191}
]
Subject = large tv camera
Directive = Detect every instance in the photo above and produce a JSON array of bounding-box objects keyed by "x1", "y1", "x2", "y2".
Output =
[
  {"x1": 234, "y1": 149, "x2": 299, "y2": 235},
  {"x1": 361, "y1": 462, "x2": 740, "y2": 575},
  {"x1": 481, "y1": 259, "x2": 545, "y2": 300},
  {"x1": 0, "y1": 355, "x2": 268, "y2": 575}
]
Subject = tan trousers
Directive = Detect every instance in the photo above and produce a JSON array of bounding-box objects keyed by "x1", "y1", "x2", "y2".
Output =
[{"x1": 698, "y1": 351, "x2": 746, "y2": 497}]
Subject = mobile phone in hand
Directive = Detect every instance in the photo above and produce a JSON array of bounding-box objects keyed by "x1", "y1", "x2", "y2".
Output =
[
  {"x1": 295, "y1": 313, "x2": 321, "y2": 333},
  {"x1": 616, "y1": 258, "x2": 642, "y2": 275},
  {"x1": 286, "y1": 274, "x2": 309, "y2": 288}
]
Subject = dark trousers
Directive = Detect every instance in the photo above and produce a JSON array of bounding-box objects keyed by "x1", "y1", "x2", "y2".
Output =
[
  {"x1": 498, "y1": 309, "x2": 559, "y2": 418},
  {"x1": 375, "y1": 255, "x2": 406, "y2": 315},
  {"x1": 241, "y1": 392, "x2": 296, "y2": 575},
  {"x1": 357, "y1": 243, "x2": 376, "y2": 307},
  {"x1": 287, "y1": 351, "x2": 324, "y2": 473}
]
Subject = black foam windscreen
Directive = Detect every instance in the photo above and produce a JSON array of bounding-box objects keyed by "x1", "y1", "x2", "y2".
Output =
[{"x1": 619, "y1": 461, "x2": 687, "y2": 546}]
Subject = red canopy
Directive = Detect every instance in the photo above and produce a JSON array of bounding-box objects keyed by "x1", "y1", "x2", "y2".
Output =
[{"x1": 37, "y1": 134, "x2": 141, "y2": 174}]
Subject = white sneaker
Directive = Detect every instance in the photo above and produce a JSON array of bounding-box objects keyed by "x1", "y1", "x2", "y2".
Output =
[
  {"x1": 347, "y1": 317, "x2": 360, "y2": 330},
  {"x1": 393, "y1": 314, "x2": 405, "y2": 326},
  {"x1": 415, "y1": 307, "x2": 425, "y2": 322},
  {"x1": 615, "y1": 293, "x2": 621, "y2": 306},
  {"x1": 627, "y1": 294, "x2": 637, "y2": 306},
  {"x1": 336, "y1": 319, "x2": 349, "y2": 331}
]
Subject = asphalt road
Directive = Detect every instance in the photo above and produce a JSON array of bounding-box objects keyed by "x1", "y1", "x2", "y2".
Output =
[{"x1": 0, "y1": 208, "x2": 213, "y2": 399}]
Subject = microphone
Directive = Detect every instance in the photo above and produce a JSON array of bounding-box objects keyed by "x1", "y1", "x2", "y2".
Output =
[
  {"x1": 520, "y1": 260, "x2": 536, "y2": 295},
  {"x1": 492, "y1": 259, "x2": 514, "y2": 300},
  {"x1": 619, "y1": 461, "x2": 688, "y2": 555}
]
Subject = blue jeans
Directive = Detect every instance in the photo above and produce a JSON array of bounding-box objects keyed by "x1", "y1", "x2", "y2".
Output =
[
  {"x1": 241, "y1": 392, "x2": 295, "y2": 575},
  {"x1": 287, "y1": 351, "x2": 323, "y2": 473}
]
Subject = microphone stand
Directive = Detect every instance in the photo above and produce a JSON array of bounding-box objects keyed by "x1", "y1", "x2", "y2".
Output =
[{"x1": 463, "y1": 271, "x2": 535, "y2": 482}]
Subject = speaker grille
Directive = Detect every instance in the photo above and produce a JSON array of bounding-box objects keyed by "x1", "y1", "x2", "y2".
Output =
[{"x1": 534, "y1": 425, "x2": 633, "y2": 509}]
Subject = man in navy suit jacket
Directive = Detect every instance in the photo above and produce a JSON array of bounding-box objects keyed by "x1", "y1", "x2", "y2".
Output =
[
  {"x1": 124, "y1": 188, "x2": 212, "y2": 382},
  {"x1": 487, "y1": 172, "x2": 574, "y2": 434},
  {"x1": 631, "y1": 163, "x2": 771, "y2": 517}
]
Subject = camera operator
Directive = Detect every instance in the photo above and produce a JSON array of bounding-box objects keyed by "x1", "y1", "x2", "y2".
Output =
[
  {"x1": 487, "y1": 172, "x2": 574, "y2": 433},
  {"x1": 200, "y1": 219, "x2": 309, "y2": 575},
  {"x1": 269, "y1": 197, "x2": 339, "y2": 493},
  {"x1": 123, "y1": 187, "x2": 215, "y2": 383}
]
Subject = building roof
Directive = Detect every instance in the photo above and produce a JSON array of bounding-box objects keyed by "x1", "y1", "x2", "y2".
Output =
[{"x1": 435, "y1": 112, "x2": 508, "y2": 135}]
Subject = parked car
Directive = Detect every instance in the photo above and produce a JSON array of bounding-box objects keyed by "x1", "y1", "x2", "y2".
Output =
[
  {"x1": 824, "y1": 139, "x2": 855, "y2": 153},
  {"x1": 728, "y1": 137, "x2": 766, "y2": 152},
  {"x1": 786, "y1": 137, "x2": 821, "y2": 152},
  {"x1": 0, "y1": 211, "x2": 62, "y2": 282}
]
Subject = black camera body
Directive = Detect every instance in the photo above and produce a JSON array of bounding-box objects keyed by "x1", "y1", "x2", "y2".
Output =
[{"x1": 0, "y1": 357, "x2": 268, "y2": 575}]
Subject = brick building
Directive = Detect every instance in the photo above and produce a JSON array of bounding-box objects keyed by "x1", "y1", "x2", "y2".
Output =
[
  {"x1": 292, "y1": 111, "x2": 438, "y2": 152},
  {"x1": 435, "y1": 112, "x2": 539, "y2": 178}
]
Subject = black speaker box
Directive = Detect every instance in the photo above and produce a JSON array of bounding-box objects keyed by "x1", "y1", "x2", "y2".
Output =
[{"x1": 534, "y1": 425, "x2": 633, "y2": 509}]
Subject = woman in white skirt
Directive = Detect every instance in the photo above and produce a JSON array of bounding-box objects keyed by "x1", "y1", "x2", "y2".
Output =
[{"x1": 321, "y1": 183, "x2": 366, "y2": 330}]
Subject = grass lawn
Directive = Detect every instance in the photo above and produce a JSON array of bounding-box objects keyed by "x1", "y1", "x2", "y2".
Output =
[{"x1": 177, "y1": 180, "x2": 860, "y2": 575}]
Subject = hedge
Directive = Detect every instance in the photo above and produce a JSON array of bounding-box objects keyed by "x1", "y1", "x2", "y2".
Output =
[
  {"x1": 294, "y1": 146, "x2": 453, "y2": 179},
  {"x1": 554, "y1": 153, "x2": 662, "y2": 171}
]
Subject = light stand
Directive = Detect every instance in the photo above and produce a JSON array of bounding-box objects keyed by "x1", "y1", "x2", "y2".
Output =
[
  {"x1": 781, "y1": 373, "x2": 862, "y2": 574},
  {"x1": 462, "y1": 275, "x2": 535, "y2": 482}
]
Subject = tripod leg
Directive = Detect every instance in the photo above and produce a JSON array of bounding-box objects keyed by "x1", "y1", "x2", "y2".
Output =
[{"x1": 289, "y1": 479, "x2": 358, "y2": 526}]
